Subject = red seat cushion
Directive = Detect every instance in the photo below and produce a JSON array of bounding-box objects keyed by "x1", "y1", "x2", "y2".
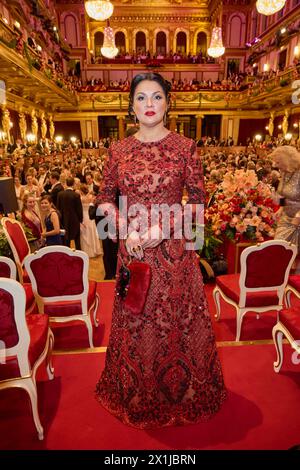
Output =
[
  {"x1": 44, "y1": 280, "x2": 97, "y2": 317},
  {"x1": 278, "y1": 308, "x2": 300, "y2": 339},
  {"x1": 216, "y1": 274, "x2": 279, "y2": 307},
  {"x1": 23, "y1": 283, "x2": 35, "y2": 312},
  {"x1": 0, "y1": 263, "x2": 11, "y2": 277},
  {"x1": 288, "y1": 275, "x2": 300, "y2": 291},
  {"x1": 0, "y1": 314, "x2": 49, "y2": 381}
]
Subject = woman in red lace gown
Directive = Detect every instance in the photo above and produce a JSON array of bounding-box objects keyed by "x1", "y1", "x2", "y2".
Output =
[{"x1": 95, "y1": 72, "x2": 227, "y2": 428}]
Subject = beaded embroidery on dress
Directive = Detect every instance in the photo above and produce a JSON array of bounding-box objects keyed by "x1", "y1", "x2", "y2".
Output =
[{"x1": 95, "y1": 132, "x2": 227, "y2": 428}]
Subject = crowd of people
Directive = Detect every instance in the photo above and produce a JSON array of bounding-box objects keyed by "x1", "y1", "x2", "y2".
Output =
[{"x1": 1, "y1": 147, "x2": 106, "y2": 269}]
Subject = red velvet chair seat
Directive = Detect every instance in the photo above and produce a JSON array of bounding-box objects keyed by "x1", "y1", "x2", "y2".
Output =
[
  {"x1": 0, "y1": 314, "x2": 49, "y2": 381},
  {"x1": 288, "y1": 275, "x2": 300, "y2": 291},
  {"x1": 216, "y1": 274, "x2": 279, "y2": 307},
  {"x1": 44, "y1": 280, "x2": 97, "y2": 317},
  {"x1": 278, "y1": 308, "x2": 300, "y2": 339},
  {"x1": 24, "y1": 283, "x2": 35, "y2": 311}
]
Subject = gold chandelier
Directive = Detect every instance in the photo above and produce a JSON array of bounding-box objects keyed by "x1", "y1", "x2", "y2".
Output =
[
  {"x1": 85, "y1": 0, "x2": 114, "y2": 21},
  {"x1": 207, "y1": 27, "x2": 225, "y2": 58},
  {"x1": 101, "y1": 22, "x2": 118, "y2": 58},
  {"x1": 256, "y1": 0, "x2": 286, "y2": 15}
]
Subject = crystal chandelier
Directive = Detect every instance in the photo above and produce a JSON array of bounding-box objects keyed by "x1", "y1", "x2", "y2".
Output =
[
  {"x1": 256, "y1": 0, "x2": 286, "y2": 15},
  {"x1": 85, "y1": 1, "x2": 114, "y2": 21},
  {"x1": 101, "y1": 23, "x2": 118, "y2": 58},
  {"x1": 207, "y1": 27, "x2": 225, "y2": 58}
]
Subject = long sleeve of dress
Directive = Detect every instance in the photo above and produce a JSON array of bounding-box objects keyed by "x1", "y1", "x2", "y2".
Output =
[
  {"x1": 95, "y1": 145, "x2": 120, "y2": 237},
  {"x1": 96, "y1": 146, "x2": 118, "y2": 206}
]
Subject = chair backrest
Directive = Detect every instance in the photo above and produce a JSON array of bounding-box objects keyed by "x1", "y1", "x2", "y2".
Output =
[
  {"x1": 0, "y1": 278, "x2": 30, "y2": 376},
  {"x1": 1, "y1": 218, "x2": 30, "y2": 283},
  {"x1": 0, "y1": 256, "x2": 16, "y2": 279},
  {"x1": 239, "y1": 239, "x2": 297, "y2": 307},
  {"x1": 24, "y1": 246, "x2": 89, "y2": 313}
]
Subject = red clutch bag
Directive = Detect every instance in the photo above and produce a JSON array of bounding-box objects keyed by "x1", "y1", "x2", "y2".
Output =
[{"x1": 116, "y1": 260, "x2": 152, "y2": 315}]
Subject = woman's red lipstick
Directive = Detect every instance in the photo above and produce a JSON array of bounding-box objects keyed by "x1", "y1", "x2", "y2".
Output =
[{"x1": 145, "y1": 111, "x2": 156, "y2": 116}]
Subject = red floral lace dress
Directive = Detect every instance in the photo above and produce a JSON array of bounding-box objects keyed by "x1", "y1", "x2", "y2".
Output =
[{"x1": 95, "y1": 132, "x2": 227, "y2": 428}]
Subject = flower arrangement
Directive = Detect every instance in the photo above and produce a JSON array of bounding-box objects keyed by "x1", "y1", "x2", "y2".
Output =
[{"x1": 205, "y1": 170, "x2": 278, "y2": 242}]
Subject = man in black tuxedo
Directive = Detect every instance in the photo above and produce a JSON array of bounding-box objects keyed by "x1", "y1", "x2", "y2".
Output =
[
  {"x1": 49, "y1": 171, "x2": 64, "y2": 207},
  {"x1": 57, "y1": 177, "x2": 83, "y2": 250}
]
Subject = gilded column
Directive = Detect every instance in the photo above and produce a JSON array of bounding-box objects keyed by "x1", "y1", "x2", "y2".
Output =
[
  {"x1": 40, "y1": 112, "x2": 47, "y2": 140},
  {"x1": 49, "y1": 115, "x2": 55, "y2": 141},
  {"x1": 31, "y1": 109, "x2": 38, "y2": 143},
  {"x1": 282, "y1": 109, "x2": 289, "y2": 136},
  {"x1": 117, "y1": 115, "x2": 125, "y2": 140},
  {"x1": 2, "y1": 105, "x2": 11, "y2": 143},
  {"x1": 268, "y1": 111, "x2": 274, "y2": 137},
  {"x1": 18, "y1": 112, "x2": 27, "y2": 142},
  {"x1": 195, "y1": 114, "x2": 204, "y2": 140},
  {"x1": 169, "y1": 115, "x2": 178, "y2": 132}
]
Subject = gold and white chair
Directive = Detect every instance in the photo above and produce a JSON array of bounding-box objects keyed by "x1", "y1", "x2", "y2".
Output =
[
  {"x1": 24, "y1": 245, "x2": 99, "y2": 348},
  {"x1": 213, "y1": 240, "x2": 297, "y2": 341}
]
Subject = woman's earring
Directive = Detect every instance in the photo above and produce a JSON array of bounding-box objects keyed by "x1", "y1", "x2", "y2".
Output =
[{"x1": 134, "y1": 114, "x2": 138, "y2": 125}]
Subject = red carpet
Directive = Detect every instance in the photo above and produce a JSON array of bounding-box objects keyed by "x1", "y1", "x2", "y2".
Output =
[{"x1": 1, "y1": 343, "x2": 300, "y2": 449}]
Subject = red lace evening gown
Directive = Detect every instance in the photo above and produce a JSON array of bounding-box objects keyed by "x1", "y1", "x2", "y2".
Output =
[{"x1": 95, "y1": 132, "x2": 227, "y2": 428}]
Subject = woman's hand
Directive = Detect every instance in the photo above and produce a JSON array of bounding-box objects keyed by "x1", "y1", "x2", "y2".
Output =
[
  {"x1": 125, "y1": 230, "x2": 144, "y2": 259},
  {"x1": 140, "y1": 225, "x2": 163, "y2": 249}
]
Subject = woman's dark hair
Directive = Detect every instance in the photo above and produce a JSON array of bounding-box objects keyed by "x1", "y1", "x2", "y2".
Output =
[
  {"x1": 40, "y1": 194, "x2": 56, "y2": 209},
  {"x1": 128, "y1": 72, "x2": 171, "y2": 119}
]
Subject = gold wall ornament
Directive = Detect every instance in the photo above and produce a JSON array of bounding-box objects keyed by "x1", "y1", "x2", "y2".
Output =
[
  {"x1": 49, "y1": 116, "x2": 55, "y2": 141},
  {"x1": 31, "y1": 109, "x2": 38, "y2": 142},
  {"x1": 268, "y1": 112, "x2": 274, "y2": 137},
  {"x1": 41, "y1": 113, "x2": 47, "y2": 140},
  {"x1": 2, "y1": 106, "x2": 11, "y2": 143},
  {"x1": 18, "y1": 112, "x2": 27, "y2": 141}
]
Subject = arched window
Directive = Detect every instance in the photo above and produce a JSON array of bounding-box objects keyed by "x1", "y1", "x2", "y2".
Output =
[
  {"x1": 115, "y1": 32, "x2": 126, "y2": 55},
  {"x1": 229, "y1": 16, "x2": 242, "y2": 46},
  {"x1": 64, "y1": 14, "x2": 78, "y2": 47},
  {"x1": 196, "y1": 32, "x2": 207, "y2": 54},
  {"x1": 95, "y1": 32, "x2": 104, "y2": 57},
  {"x1": 136, "y1": 31, "x2": 146, "y2": 54},
  {"x1": 156, "y1": 31, "x2": 166, "y2": 56},
  {"x1": 176, "y1": 32, "x2": 186, "y2": 54}
]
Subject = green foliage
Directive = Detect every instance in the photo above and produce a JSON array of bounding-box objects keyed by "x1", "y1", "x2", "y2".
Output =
[
  {"x1": 0, "y1": 36, "x2": 17, "y2": 49},
  {"x1": 280, "y1": 78, "x2": 289, "y2": 87},
  {"x1": 44, "y1": 68, "x2": 52, "y2": 80},
  {"x1": 196, "y1": 224, "x2": 223, "y2": 261},
  {"x1": 23, "y1": 42, "x2": 33, "y2": 71},
  {"x1": 0, "y1": 228, "x2": 13, "y2": 258}
]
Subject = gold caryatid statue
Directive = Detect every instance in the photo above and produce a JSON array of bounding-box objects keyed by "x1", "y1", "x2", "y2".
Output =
[
  {"x1": 49, "y1": 115, "x2": 55, "y2": 141},
  {"x1": 268, "y1": 112, "x2": 274, "y2": 137},
  {"x1": 18, "y1": 112, "x2": 27, "y2": 142},
  {"x1": 31, "y1": 109, "x2": 38, "y2": 142},
  {"x1": 2, "y1": 106, "x2": 11, "y2": 143},
  {"x1": 282, "y1": 109, "x2": 289, "y2": 136},
  {"x1": 41, "y1": 112, "x2": 47, "y2": 140}
]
